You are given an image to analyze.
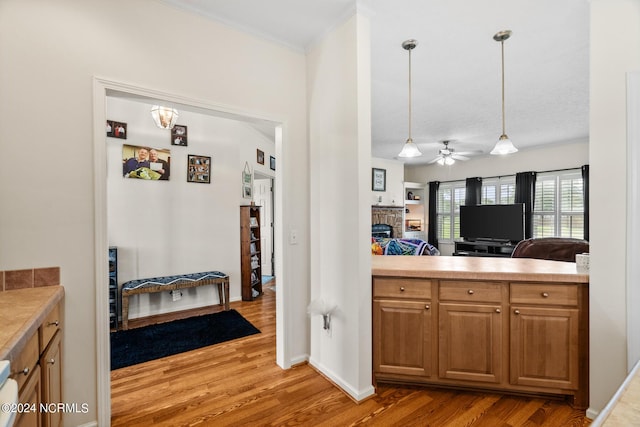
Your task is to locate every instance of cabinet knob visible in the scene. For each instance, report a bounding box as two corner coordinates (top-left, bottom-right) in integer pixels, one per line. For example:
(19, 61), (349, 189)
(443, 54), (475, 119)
(19, 367), (29, 376)
(514, 309), (520, 315)
(495, 308), (501, 313)
(400, 287), (405, 292)
(541, 292), (549, 298)
(47, 358), (56, 365)
(48, 320), (59, 327)
(425, 304), (430, 310)
(467, 289), (474, 295)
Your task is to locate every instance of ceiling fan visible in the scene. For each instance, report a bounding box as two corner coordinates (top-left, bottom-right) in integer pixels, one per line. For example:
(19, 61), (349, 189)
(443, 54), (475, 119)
(428, 141), (481, 165)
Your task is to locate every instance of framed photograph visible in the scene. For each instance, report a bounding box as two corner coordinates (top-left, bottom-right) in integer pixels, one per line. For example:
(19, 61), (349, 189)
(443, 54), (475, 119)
(171, 125), (188, 146)
(242, 162), (253, 198)
(122, 144), (170, 180)
(187, 154), (211, 184)
(372, 168), (386, 191)
(257, 149), (265, 165)
(107, 120), (127, 139)
(270, 156), (276, 171)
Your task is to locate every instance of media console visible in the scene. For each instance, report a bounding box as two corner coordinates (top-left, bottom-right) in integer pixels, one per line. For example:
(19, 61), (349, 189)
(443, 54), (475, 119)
(454, 240), (516, 257)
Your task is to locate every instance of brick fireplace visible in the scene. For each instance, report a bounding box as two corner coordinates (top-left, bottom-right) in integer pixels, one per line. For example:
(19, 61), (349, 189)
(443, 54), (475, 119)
(371, 205), (403, 239)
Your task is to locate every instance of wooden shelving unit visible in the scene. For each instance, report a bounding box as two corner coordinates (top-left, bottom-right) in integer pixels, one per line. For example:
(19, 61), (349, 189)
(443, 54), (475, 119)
(240, 205), (263, 301)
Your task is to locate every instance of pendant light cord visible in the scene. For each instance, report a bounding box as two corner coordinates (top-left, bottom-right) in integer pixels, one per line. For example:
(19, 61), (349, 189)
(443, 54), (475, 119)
(501, 39), (506, 136)
(408, 46), (412, 141)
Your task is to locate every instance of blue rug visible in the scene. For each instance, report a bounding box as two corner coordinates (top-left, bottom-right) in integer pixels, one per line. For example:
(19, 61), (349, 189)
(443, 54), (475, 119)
(262, 275), (274, 284)
(110, 309), (260, 370)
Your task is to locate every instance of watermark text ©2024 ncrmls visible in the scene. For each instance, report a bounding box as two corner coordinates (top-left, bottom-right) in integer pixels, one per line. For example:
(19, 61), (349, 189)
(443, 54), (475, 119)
(1, 402), (89, 414)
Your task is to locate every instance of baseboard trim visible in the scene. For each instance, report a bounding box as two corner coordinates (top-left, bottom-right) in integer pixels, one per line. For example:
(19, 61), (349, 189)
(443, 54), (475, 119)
(308, 357), (376, 402)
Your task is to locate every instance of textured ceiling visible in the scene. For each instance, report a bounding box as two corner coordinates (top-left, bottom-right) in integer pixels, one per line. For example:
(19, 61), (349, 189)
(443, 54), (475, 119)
(160, 0), (589, 165)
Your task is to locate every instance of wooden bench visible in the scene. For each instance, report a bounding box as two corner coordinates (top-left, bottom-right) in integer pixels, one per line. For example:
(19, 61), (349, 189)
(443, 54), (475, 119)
(120, 271), (229, 330)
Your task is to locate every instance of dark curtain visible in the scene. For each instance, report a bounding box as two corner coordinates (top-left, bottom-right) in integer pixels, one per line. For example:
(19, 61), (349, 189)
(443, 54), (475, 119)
(428, 181), (440, 248)
(515, 172), (537, 239)
(465, 177), (482, 206)
(582, 165), (589, 241)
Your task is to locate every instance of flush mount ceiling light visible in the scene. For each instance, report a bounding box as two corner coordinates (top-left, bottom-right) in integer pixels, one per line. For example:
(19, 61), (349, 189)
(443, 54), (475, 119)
(398, 39), (422, 158)
(150, 105), (179, 129)
(490, 30), (518, 155)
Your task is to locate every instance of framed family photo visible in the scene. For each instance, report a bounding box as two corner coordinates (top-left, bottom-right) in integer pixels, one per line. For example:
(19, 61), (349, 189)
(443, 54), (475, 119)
(107, 120), (127, 139)
(171, 124), (188, 146)
(187, 154), (211, 183)
(257, 149), (265, 165)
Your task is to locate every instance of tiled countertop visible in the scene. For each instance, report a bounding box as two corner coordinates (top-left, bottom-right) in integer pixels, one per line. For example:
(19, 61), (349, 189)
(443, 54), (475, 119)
(0, 286), (64, 361)
(372, 255), (589, 283)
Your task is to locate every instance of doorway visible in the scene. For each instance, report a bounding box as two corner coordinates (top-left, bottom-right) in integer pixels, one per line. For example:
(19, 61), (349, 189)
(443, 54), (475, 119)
(93, 78), (287, 425)
(254, 175), (274, 279)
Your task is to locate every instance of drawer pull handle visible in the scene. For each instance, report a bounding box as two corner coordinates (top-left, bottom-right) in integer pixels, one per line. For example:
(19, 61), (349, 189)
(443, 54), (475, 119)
(48, 320), (59, 327)
(425, 304), (430, 310)
(400, 287), (405, 292)
(541, 292), (549, 298)
(47, 358), (56, 365)
(20, 367), (29, 376)
(514, 309), (520, 315)
(468, 289), (474, 295)
(495, 308), (501, 313)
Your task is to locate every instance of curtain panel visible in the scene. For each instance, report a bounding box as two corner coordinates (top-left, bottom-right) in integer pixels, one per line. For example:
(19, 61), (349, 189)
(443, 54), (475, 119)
(515, 171), (537, 239)
(428, 181), (440, 248)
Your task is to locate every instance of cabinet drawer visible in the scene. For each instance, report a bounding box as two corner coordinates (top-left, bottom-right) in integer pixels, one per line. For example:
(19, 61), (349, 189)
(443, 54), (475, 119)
(439, 280), (503, 303)
(374, 278), (431, 299)
(39, 303), (61, 353)
(510, 283), (578, 306)
(10, 331), (38, 392)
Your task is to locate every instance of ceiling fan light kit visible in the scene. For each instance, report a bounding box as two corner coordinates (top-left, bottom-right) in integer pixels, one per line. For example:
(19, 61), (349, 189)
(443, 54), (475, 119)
(398, 39), (422, 158)
(490, 29), (518, 156)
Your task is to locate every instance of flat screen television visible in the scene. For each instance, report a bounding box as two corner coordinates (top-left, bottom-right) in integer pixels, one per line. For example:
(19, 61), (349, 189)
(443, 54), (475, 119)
(460, 203), (525, 243)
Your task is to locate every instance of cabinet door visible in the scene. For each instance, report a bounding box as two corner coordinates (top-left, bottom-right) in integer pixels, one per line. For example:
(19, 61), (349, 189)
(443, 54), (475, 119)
(510, 306), (579, 390)
(15, 364), (41, 427)
(41, 330), (62, 427)
(439, 303), (503, 383)
(373, 299), (432, 377)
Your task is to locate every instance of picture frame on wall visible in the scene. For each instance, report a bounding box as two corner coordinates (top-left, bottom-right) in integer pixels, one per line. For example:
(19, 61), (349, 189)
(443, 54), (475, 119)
(372, 168), (386, 191)
(242, 161), (253, 199)
(270, 155), (276, 171)
(171, 125), (188, 146)
(187, 154), (211, 184)
(257, 149), (264, 165)
(122, 144), (170, 180)
(107, 120), (127, 139)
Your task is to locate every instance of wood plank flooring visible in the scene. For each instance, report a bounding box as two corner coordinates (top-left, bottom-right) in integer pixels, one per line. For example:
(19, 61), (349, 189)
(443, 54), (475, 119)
(111, 281), (592, 426)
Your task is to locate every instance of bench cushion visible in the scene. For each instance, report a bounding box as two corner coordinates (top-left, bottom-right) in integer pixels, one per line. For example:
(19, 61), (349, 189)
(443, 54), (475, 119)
(122, 271), (228, 292)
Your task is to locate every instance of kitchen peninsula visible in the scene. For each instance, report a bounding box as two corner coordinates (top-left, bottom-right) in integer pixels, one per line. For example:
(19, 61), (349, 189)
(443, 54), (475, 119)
(372, 255), (589, 408)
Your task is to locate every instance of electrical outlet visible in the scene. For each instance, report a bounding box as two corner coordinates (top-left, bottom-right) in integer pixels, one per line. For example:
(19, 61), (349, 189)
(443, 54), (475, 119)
(289, 229), (298, 245)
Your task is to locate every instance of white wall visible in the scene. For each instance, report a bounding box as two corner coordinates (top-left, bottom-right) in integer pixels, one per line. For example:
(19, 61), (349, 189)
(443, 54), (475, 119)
(588, 0), (640, 417)
(107, 97), (275, 318)
(371, 157), (404, 206)
(405, 139), (588, 183)
(0, 1), (308, 425)
(307, 12), (374, 400)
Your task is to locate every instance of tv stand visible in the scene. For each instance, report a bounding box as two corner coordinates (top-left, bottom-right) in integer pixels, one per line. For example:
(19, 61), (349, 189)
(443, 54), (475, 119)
(454, 240), (515, 258)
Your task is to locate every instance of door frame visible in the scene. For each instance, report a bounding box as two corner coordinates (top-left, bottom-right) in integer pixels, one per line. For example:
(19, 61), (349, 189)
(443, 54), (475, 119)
(93, 77), (286, 425)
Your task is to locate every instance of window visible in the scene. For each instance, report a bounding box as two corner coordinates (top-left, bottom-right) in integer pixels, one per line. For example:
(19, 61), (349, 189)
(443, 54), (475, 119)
(437, 181), (465, 241)
(533, 170), (584, 239)
(481, 177), (515, 205)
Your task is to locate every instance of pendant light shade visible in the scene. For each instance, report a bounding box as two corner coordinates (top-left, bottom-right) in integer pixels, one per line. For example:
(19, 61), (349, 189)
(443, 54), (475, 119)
(151, 105), (179, 129)
(490, 30), (518, 156)
(398, 39), (422, 158)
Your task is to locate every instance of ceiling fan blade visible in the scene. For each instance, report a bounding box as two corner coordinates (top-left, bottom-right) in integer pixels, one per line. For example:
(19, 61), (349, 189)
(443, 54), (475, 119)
(428, 156), (443, 164)
(451, 154), (470, 161)
(455, 150), (483, 156)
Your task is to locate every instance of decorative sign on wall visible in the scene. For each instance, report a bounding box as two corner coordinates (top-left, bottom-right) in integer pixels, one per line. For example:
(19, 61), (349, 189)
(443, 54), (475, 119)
(122, 144), (170, 180)
(187, 154), (211, 184)
(257, 149), (264, 165)
(171, 124), (188, 146)
(242, 162), (253, 198)
(372, 168), (386, 191)
(107, 120), (127, 139)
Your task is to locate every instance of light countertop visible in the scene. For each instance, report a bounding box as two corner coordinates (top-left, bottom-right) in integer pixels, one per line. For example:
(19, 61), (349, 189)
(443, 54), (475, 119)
(0, 286), (64, 361)
(372, 255), (589, 284)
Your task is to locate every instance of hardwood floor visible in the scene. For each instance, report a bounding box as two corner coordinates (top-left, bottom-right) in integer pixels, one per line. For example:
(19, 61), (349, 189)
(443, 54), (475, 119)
(111, 282), (592, 426)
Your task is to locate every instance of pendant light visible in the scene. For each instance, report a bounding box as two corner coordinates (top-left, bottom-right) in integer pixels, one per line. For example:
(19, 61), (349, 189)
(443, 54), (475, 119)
(398, 39), (422, 158)
(490, 30), (518, 155)
(151, 105), (179, 129)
